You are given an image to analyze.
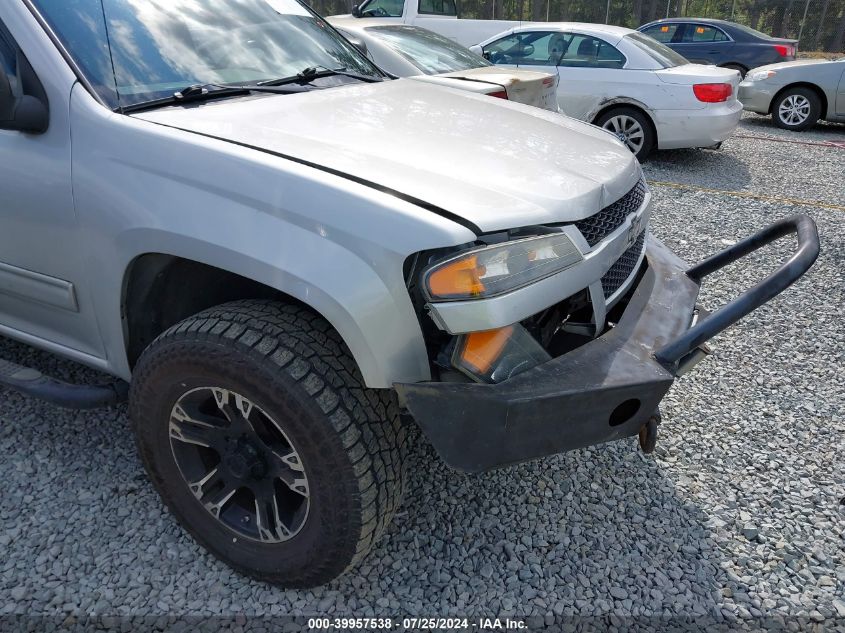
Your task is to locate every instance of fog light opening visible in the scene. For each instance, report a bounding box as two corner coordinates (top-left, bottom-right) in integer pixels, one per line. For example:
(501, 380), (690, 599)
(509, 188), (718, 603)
(609, 399), (641, 427)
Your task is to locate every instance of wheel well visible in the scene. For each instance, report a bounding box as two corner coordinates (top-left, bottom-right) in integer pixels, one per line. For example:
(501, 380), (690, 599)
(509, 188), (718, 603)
(770, 83), (827, 116)
(122, 254), (296, 367)
(719, 62), (748, 73)
(592, 103), (658, 145)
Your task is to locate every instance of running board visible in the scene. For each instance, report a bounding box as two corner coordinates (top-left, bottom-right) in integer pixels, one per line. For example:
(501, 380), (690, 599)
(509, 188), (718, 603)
(0, 358), (128, 409)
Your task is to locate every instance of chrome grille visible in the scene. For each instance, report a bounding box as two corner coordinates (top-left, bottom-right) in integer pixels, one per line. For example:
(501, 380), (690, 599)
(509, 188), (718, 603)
(574, 179), (647, 247)
(602, 231), (645, 298)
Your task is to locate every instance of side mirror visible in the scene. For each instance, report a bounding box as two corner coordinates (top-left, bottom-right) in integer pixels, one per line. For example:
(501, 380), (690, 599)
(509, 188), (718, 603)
(0, 67), (48, 134)
(352, 4), (362, 17)
(469, 44), (483, 55)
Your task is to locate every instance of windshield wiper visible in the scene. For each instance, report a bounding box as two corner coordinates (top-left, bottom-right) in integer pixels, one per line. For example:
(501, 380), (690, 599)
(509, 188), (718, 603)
(121, 82), (310, 114)
(259, 66), (385, 87)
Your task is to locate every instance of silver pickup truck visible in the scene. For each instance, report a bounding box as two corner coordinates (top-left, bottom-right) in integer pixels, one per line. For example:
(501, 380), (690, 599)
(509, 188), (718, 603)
(0, 0), (818, 587)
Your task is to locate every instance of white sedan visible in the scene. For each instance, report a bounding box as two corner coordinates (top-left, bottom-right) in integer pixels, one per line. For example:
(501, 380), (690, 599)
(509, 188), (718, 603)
(328, 18), (559, 111)
(472, 23), (743, 159)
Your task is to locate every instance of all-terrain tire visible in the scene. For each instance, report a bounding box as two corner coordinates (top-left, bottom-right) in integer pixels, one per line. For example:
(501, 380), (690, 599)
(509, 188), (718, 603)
(129, 299), (407, 587)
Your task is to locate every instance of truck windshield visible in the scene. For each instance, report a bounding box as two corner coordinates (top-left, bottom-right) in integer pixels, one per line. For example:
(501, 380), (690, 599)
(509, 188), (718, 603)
(367, 25), (489, 74)
(31, 0), (382, 110)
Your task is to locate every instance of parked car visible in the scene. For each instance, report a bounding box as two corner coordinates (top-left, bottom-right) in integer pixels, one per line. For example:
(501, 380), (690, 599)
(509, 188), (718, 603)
(327, 20), (559, 110)
(340, 0), (523, 47)
(472, 23), (742, 159)
(738, 57), (845, 130)
(637, 18), (797, 78)
(0, 0), (818, 588)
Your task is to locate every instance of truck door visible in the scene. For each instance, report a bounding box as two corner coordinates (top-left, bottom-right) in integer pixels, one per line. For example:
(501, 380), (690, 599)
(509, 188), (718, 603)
(410, 0), (465, 43)
(0, 9), (105, 359)
(354, 0), (405, 18)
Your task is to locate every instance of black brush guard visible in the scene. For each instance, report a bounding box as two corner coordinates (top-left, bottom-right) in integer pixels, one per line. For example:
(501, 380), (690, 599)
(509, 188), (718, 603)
(397, 215), (820, 473)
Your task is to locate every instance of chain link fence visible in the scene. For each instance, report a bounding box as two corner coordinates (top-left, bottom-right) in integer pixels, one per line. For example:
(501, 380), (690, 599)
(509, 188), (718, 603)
(308, 0), (845, 52)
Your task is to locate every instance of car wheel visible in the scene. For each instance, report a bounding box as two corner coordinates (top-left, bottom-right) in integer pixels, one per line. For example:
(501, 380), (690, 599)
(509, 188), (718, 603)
(772, 87), (821, 131)
(721, 63), (747, 79)
(130, 299), (407, 587)
(596, 107), (655, 160)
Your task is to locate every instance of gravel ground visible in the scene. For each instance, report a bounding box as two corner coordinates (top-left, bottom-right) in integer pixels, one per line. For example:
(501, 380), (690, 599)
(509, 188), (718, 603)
(1, 114), (844, 629)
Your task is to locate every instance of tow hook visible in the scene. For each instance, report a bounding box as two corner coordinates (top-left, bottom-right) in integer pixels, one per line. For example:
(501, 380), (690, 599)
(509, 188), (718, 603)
(638, 409), (661, 454)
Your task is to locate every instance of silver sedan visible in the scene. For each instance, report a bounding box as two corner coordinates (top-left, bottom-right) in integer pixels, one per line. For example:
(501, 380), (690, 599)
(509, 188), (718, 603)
(738, 57), (845, 130)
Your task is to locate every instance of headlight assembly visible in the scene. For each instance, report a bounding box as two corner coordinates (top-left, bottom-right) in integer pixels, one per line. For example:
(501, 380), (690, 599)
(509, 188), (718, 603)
(748, 70), (777, 82)
(423, 233), (582, 301)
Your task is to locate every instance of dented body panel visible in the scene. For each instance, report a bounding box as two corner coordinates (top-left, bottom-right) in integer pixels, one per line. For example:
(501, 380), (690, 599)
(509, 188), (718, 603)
(413, 67), (560, 112)
(326, 19), (560, 111)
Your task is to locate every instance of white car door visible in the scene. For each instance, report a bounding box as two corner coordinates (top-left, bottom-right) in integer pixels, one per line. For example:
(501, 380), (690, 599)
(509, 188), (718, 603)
(554, 32), (632, 120)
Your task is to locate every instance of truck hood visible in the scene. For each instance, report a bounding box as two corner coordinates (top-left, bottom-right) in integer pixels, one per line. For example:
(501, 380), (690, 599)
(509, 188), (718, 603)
(132, 79), (640, 233)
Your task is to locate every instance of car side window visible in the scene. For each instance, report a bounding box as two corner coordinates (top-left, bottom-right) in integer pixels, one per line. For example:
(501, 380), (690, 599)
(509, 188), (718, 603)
(683, 24), (729, 43)
(483, 31), (564, 66)
(558, 34), (626, 69)
(359, 0), (404, 17)
(641, 23), (680, 44)
(0, 21), (21, 98)
(418, 0), (457, 16)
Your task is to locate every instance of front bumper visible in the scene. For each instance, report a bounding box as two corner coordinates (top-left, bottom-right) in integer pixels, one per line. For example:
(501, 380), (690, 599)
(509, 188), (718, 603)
(737, 81), (777, 114)
(397, 217), (819, 473)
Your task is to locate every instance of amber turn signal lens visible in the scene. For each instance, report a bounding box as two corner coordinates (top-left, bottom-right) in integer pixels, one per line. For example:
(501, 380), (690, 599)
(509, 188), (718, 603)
(426, 255), (486, 298)
(458, 326), (514, 374)
(452, 324), (552, 383)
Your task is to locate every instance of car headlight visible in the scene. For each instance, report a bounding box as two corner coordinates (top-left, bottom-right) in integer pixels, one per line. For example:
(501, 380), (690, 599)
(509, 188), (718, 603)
(423, 233), (583, 301)
(748, 70), (777, 82)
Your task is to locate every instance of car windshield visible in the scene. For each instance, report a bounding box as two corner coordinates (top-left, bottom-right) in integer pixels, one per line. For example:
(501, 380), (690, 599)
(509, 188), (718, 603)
(625, 32), (689, 68)
(366, 25), (489, 74)
(31, 0), (382, 110)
